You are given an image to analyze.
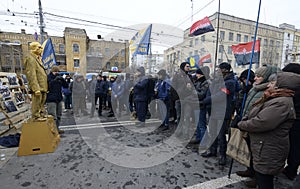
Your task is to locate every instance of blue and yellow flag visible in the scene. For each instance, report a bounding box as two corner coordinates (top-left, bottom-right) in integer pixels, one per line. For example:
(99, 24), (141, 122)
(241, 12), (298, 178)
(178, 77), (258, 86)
(129, 24), (152, 56)
(187, 55), (199, 70)
(42, 38), (57, 69)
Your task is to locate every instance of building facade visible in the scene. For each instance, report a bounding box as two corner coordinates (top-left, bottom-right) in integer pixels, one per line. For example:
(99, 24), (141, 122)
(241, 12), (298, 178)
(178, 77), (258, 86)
(0, 27), (129, 76)
(165, 12), (299, 75)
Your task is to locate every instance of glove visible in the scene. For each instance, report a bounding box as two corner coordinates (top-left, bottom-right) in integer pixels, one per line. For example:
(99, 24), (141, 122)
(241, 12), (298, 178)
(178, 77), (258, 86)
(199, 101), (204, 108)
(35, 90), (41, 96)
(54, 76), (64, 81)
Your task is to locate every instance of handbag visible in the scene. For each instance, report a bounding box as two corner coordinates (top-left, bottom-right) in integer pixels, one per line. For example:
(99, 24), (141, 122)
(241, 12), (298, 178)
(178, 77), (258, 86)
(226, 127), (251, 167)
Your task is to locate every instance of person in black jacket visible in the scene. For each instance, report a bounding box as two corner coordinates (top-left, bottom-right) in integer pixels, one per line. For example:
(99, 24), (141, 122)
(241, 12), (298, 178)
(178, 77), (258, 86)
(201, 62), (238, 166)
(46, 66), (68, 133)
(133, 66), (149, 126)
(282, 63), (300, 181)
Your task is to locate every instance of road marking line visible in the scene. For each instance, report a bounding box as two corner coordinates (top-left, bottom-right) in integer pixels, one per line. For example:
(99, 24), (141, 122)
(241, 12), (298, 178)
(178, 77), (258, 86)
(60, 119), (161, 130)
(183, 174), (247, 189)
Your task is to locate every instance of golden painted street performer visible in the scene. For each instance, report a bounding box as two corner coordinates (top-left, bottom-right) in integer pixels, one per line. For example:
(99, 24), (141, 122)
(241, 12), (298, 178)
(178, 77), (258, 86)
(24, 42), (48, 121)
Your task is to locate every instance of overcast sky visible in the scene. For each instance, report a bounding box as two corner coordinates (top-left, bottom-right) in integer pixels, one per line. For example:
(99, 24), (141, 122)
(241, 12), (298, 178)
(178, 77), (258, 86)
(1, 0), (299, 52)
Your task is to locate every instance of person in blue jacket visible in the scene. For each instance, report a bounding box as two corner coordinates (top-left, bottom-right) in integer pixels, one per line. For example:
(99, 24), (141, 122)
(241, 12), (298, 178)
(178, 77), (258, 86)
(156, 69), (171, 131)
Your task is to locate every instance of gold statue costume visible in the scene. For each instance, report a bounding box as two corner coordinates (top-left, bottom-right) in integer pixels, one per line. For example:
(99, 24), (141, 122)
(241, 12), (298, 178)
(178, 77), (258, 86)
(24, 42), (48, 121)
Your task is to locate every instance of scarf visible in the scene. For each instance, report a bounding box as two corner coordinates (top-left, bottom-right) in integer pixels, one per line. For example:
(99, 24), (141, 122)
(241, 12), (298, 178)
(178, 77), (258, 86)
(253, 88), (295, 107)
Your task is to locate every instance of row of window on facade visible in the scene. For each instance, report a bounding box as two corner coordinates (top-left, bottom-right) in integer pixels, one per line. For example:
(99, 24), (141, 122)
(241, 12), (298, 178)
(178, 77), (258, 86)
(73, 59), (125, 70)
(189, 32), (281, 48)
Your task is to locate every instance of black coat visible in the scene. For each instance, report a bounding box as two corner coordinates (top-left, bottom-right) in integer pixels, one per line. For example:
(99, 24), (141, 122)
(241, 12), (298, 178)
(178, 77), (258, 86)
(46, 72), (68, 103)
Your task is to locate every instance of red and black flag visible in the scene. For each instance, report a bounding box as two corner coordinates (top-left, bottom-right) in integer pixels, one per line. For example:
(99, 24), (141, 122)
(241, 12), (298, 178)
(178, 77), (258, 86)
(190, 17), (215, 36)
(231, 40), (260, 65)
(198, 54), (212, 66)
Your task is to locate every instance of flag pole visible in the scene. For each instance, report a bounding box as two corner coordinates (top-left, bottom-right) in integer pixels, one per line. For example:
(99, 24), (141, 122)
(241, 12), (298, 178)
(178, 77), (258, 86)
(228, 0), (262, 179)
(213, 0), (220, 77)
(241, 0), (261, 116)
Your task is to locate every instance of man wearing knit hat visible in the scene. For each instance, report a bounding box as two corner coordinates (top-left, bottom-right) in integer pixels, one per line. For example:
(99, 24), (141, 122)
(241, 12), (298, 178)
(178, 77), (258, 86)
(24, 42), (48, 121)
(171, 62), (192, 125)
(46, 66), (68, 133)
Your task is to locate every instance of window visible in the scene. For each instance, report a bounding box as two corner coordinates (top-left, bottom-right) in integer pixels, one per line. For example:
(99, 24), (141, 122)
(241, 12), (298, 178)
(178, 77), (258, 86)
(263, 51), (267, 58)
(219, 45), (224, 53)
(228, 46), (232, 54)
(264, 39), (268, 46)
(121, 49), (125, 57)
(276, 41), (280, 48)
(121, 62), (125, 69)
(200, 48), (206, 54)
(270, 40), (274, 47)
(201, 35), (205, 42)
(73, 43), (79, 53)
(105, 48), (110, 56)
(194, 50), (198, 56)
(114, 49), (119, 56)
(276, 53), (279, 61)
(229, 32), (234, 41)
(189, 40), (193, 47)
(236, 34), (241, 42)
(106, 62), (111, 70)
(96, 47), (100, 53)
(244, 35), (249, 42)
(220, 31), (225, 40)
(74, 59), (80, 67)
(27, 42), (32, 50)
(59, 44), (65, 54)
(177, 50), (181, 60)
(195, 38), (199, 46)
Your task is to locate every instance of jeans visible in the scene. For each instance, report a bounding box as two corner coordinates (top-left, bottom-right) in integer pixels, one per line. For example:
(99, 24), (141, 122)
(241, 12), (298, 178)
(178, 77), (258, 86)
(64, 94), (72, 109)
(47, 101), (62, 129)
(157, 98), (170, 126)
(209, 119), (229, 156)
(194, 108), (207, 142)
(135, 101), (147, 122)
(175, 100), (181, 124)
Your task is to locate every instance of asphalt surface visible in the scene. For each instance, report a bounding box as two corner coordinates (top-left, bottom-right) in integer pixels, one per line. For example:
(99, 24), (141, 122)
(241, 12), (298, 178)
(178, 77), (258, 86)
(0, 108), (298, 189)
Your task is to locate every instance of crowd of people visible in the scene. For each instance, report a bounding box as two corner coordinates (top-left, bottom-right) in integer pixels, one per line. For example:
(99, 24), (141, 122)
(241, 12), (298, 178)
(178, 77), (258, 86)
(44, 61), (300, 189)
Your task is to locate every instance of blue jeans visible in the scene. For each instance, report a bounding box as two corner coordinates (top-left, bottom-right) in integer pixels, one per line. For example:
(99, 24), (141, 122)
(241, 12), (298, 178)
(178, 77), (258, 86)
(157, 98), (170, 126)
(47, 101), (62, 129)
(194, 108), (207, 142)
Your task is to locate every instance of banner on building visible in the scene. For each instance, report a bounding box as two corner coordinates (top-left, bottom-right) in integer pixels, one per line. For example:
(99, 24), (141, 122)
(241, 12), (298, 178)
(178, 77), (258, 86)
(190, 17), (215, 36)
(42, 38), (57, 69)
(129, 24), (152, 56)
(231, 40), (260, 65)
(199, 54), (212, 66)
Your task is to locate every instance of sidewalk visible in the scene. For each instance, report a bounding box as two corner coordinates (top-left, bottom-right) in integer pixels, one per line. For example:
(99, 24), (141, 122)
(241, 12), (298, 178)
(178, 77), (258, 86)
(0, 109), (74, 170)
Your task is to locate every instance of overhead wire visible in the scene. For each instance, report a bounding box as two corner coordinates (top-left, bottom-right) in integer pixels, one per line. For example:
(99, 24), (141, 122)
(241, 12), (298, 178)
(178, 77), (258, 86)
(175, 0), (216, 27)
